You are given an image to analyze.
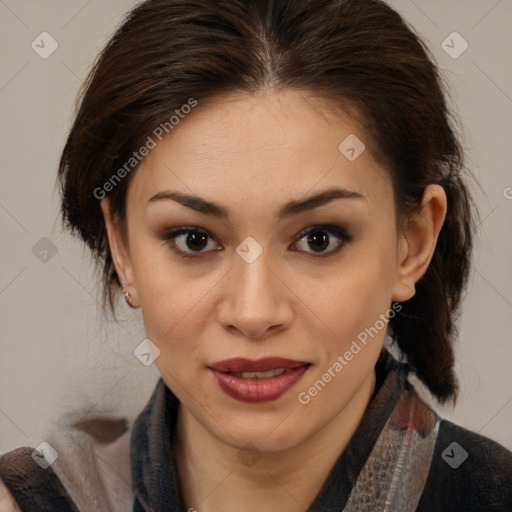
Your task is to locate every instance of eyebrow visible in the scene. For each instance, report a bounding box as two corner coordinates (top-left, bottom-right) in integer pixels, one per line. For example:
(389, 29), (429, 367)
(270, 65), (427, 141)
(147, 186), (365, 220)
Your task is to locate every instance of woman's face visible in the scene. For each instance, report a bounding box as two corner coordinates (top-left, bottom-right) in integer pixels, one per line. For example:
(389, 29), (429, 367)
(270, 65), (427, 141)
(104, 89), (421, 452)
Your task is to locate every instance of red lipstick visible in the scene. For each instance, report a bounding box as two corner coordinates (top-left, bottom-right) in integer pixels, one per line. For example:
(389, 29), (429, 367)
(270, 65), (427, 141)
(208, 357), (310, 403)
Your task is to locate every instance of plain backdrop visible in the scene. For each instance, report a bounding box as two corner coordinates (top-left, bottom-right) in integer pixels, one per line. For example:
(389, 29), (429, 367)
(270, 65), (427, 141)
(1, 0), (511, 454)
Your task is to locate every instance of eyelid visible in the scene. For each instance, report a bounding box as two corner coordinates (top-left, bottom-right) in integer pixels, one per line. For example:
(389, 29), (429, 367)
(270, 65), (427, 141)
(159, 226), (218, 260)
(291, 224), (352, 257)
(295, 224), (351, 242)
(159, 224), (352, 259)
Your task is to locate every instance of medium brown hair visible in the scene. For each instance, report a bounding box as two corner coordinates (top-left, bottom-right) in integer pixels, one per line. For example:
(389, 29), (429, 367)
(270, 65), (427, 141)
(57, 0), (477, 403)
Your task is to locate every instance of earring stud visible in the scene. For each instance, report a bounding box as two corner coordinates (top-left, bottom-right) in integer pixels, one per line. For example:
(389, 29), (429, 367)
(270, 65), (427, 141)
(122, 284), (135, 308)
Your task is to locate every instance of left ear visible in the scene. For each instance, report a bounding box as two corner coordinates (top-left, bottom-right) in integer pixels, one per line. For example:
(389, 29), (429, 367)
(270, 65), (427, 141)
(392, 184), (447, 302)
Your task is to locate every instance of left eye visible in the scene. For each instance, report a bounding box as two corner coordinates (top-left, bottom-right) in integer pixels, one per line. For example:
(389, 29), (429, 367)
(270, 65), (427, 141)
(160, 224), (352, 260)
(292, 225), (352, 257)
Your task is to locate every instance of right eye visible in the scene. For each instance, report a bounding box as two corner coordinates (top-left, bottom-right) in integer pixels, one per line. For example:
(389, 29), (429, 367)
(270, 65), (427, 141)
(160, 227), (222, 259)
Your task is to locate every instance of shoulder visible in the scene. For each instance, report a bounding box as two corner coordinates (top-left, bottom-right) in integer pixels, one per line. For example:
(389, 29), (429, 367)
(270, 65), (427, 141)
(418, 418), (512, 511)
(0, 416), (132, 512)
(0, 480), (21, 512)
(0, 445), (78, 511)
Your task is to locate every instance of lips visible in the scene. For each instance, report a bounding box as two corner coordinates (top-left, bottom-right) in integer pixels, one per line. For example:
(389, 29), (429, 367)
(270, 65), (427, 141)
(208, 357), (311, 403)
(209, 357), (307, 373)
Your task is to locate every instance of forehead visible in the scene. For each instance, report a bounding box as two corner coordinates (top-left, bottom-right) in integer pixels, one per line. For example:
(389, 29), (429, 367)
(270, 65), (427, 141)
(127, 89), (392, 216)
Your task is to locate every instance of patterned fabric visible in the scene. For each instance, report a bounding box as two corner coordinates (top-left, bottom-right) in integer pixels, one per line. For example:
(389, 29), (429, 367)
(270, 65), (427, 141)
(0, 446), (79, 512)
(343, 388), (439, 511)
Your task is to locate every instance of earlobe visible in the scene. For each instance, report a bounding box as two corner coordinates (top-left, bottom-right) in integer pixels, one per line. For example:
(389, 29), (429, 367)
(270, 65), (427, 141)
(392, 236), (416, 302)
(100, 198), (139, 307)
(391, 184), (447, 303)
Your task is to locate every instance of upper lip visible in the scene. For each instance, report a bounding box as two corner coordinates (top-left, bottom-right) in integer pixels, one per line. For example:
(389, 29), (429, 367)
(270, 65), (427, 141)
(209, 357), (309, 373)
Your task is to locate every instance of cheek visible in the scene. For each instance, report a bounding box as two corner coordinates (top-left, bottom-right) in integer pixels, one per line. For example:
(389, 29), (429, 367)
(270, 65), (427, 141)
(301, 243), (397, 351)
(129, 240), (208, 341)
(136, 263), (212, 386)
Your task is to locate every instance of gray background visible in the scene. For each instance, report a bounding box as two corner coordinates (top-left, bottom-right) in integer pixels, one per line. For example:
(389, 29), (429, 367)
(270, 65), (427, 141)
(1, 0), (511, 454)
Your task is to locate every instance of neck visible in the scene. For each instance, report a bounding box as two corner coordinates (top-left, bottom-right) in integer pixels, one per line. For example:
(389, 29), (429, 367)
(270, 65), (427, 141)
(174, 370), (376, 512)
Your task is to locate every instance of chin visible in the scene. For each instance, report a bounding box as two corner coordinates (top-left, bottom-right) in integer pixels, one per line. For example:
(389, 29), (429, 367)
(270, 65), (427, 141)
(211, 409), (310, 453)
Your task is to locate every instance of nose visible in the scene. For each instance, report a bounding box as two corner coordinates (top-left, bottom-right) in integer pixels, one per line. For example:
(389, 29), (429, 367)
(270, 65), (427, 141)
(217, 248), (292, 340)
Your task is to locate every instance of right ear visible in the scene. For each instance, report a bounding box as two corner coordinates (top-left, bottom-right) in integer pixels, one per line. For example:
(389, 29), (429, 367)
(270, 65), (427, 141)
(100, 198), (139, 307)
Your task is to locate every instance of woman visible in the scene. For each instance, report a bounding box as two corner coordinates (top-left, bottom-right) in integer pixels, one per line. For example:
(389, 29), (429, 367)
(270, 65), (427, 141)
(1, 0), (510, 510)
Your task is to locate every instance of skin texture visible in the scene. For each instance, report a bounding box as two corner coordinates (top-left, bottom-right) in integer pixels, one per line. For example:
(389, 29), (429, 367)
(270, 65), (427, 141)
(101, 89), (447, 511)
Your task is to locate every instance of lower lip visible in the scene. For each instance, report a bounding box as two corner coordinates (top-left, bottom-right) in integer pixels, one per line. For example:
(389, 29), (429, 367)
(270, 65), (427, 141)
(209, 365), (310, 403)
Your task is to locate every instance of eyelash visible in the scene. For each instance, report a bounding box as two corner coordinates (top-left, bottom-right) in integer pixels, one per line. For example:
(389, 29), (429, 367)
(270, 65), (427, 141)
(159, 224), (353, 260)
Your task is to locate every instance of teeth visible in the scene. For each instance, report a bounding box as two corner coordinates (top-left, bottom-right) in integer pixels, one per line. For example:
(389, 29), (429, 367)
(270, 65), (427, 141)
(231, 368), (287, 379)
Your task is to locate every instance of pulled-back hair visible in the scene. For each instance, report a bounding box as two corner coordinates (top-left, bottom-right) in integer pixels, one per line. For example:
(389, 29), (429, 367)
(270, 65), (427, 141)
(57, 0), (477, 403)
